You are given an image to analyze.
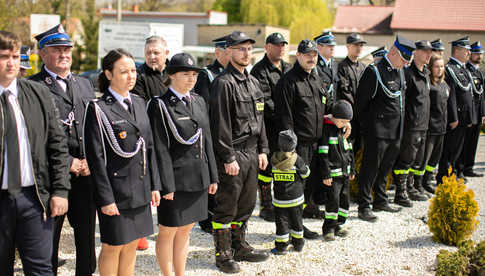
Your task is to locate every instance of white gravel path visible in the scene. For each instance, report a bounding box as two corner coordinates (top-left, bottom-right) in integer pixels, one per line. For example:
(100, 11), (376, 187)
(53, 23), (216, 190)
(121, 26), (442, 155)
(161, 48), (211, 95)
(15, 136), (485, 275)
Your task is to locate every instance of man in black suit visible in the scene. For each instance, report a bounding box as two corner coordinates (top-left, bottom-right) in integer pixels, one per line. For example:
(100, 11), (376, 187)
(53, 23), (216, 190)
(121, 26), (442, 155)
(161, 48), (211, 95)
(0, 30), (70, 275)
(30, 24), (97, 276)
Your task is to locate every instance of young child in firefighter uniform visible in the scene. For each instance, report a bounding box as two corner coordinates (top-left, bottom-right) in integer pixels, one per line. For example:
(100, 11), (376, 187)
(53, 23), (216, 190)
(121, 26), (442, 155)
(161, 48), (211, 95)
(318, 100), (355, 241)
(270, 130), (310, 255)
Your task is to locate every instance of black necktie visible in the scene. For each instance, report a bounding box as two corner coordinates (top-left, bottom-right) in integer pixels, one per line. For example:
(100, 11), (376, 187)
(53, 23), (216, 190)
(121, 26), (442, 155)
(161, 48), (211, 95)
(182, 96), (192, 114)
(1, 91), (21, 196)
(123, 98), (134, 118)
(57, 76), (73, 99)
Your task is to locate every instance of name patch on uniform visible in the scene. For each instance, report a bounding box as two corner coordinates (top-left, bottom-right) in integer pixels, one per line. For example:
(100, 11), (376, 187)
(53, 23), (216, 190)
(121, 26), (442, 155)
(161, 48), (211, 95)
(112, 119), (127, 125)
(256, 102), (265, 111)
(177, 116), (191, 121)
(322, 96), (326, 104)
(119, 131), (127, 139)
(274, 173), (294, 182)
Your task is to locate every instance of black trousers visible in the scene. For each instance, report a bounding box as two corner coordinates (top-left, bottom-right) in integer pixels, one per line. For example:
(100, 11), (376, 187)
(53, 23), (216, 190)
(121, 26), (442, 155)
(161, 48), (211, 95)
(296, 142), (319, 207)
(274, 204), (303, 244)
(458, 123), (481, 174)
(438, 126), (467, 181)
(322, 177), (349, 233)
(0, 187), (54, 276)
(213, 149), (258, 225)
(358, 135), (401, 210)
(394, 130), (427, 173)
(52, 175), (96, 276)
(416, 134), (445, 173)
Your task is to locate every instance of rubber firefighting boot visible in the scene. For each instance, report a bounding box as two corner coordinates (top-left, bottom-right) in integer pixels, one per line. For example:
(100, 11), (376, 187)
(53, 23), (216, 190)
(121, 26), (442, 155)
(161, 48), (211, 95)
(422, 171), (436, 194)
(414, 174), (431, 199)
(291, 236), (305, 252)
(258, 183), (275, 222)
(271, 240), (289, 255)
(393, 173), (413, 207)
(231, 223), (269, 262)
(407, 172), (428, 201)
(213, 228), (240, 274)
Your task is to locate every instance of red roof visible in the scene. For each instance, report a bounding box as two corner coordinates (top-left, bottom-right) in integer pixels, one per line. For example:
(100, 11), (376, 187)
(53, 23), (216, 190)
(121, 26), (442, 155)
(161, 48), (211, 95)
(332, 5), (394, 34)
(391, 0), (485, 31)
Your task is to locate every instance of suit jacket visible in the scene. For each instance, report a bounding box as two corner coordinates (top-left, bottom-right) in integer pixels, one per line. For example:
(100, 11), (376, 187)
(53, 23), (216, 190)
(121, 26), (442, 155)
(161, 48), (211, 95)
(3, 79), (70, 216)
(30, 66), (95, 166)
(466, 61), (485, 121)
(84, 92), (161, 210)
(316, 55), (339, 101)
(445, 58), (474, 126)
(147, 89), (218, 195)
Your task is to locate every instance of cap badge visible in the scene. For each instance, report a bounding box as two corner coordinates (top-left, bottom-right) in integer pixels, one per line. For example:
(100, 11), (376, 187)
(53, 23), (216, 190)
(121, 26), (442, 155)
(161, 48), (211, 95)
(187, 58), (193, 66)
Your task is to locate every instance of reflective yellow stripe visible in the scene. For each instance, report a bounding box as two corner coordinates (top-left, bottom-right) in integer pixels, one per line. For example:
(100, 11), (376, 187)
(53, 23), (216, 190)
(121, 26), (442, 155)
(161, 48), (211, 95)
(318, 145), (329, 154)
(290, 230), (304, 239)
(272, 169), (296, 173)
(212, 222), (231, 229)
(274, 173), (295, 181)
(425, 165), (436, 172)
(413, 169), (425, 176)
(393, 169), (409, 175)
(343, 139), (352, 150)
(325, 212), (338, 220)
(275, 234), (289, 242)
(258, 174), (272, 183)
(338, 209), (349, 218)
(330, 168), (342, 177)
(302, 203), (307, 210)
(273, 196), (305, 208)
(231, 221), (243, 227)
(301, 166), (311, 179)
(329, 137), (338, 144)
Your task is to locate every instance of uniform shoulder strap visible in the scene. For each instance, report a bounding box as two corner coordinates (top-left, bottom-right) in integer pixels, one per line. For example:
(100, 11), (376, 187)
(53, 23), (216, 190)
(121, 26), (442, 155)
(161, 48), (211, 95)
(203, 67), (215, 83)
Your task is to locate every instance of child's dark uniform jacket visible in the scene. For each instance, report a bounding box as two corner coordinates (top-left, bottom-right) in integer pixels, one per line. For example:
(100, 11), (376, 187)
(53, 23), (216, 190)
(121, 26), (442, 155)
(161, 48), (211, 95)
(317, 116), (355, 233)
(271, 151), (310, 250)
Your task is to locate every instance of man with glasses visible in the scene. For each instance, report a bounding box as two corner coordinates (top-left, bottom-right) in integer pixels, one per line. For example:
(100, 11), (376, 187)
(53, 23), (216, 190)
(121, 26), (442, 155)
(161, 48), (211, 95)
(210, 31), (270, 274)
(355, 36), (416, 222)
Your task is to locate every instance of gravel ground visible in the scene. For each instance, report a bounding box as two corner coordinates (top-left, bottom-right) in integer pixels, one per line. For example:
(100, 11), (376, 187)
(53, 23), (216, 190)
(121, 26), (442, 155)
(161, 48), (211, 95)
(15, 136), (485, 275)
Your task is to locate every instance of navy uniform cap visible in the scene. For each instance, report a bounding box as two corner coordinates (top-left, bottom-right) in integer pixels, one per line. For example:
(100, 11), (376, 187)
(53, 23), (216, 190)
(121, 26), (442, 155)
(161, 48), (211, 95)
(347, 33), (367, 44)
(471, 41), (484, 54)
(226, 31), (255, 47)
(431, 39), (445, 51)
(415, 40), (432, 50)
(314, 31), (336, 46)
(266, 32), (288, 45)
(394, 35), (416, 62)
(371, 46), (388, 58)
(212, 35), (229, 49)
(166, 53), (201, 75)
(35, 24), (73, 49)
(450, 36), (471, 50)
(297, 39), (318, 54)
(20, 45), (31, 70)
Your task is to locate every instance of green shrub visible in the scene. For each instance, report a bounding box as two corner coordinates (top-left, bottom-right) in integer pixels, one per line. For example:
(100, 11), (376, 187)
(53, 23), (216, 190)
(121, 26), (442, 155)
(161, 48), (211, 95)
(435, 240), (485, 275)
(428, 172), (479, 246)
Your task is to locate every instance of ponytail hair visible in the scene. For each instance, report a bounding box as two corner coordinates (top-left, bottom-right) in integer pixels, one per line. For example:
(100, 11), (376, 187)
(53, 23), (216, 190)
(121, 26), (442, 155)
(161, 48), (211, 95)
(98, 48), (135, 93)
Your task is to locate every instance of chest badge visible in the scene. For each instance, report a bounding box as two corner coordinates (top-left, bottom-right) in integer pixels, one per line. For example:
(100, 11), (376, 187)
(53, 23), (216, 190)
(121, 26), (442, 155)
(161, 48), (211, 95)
(256, 102), (264, 111)
(119, 131), (127, 139)
(322, 95), (327, 104)
(45, 77), (52, 85)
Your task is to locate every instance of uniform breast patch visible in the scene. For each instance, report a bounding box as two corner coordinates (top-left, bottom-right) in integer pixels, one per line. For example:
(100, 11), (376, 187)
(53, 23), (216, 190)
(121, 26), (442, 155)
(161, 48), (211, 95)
(256, 102), (265, 111)
(119, 131), (127, 139)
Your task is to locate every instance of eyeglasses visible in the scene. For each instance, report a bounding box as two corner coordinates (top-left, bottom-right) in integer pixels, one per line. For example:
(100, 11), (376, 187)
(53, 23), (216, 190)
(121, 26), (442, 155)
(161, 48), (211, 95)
(230, 46), (253, 53)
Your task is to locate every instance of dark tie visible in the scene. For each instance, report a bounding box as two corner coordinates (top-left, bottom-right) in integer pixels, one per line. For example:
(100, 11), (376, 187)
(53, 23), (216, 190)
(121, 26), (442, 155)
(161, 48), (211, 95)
(182, 96), (192, 114)
(123, 98), (134, 118)
(57, 76), (73, 99)
(1, 91), (21, 196)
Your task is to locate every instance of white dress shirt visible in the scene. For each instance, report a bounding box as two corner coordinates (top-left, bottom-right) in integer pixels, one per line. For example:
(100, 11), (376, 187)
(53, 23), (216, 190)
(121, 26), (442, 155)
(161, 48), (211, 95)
(44, 66), (72, 92)
(0, 78), (34, 189)
(169, 86), (191, 105)
(109, 87), (132, 111)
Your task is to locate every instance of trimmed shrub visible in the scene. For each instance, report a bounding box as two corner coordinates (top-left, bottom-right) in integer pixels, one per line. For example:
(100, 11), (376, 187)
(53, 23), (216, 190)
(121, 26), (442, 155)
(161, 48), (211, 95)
(436, 240), (485, 276)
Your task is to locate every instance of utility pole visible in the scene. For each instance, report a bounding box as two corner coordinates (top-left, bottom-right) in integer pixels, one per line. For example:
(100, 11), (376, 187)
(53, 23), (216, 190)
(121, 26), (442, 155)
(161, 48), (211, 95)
(65, 0), (71, 32)
(117, 0), (122, 22)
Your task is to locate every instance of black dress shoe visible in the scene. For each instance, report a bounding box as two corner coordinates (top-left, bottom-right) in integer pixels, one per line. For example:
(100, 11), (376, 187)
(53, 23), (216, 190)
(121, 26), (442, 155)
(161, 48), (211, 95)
(358, 209), (377, 222)
(373, 204), (401, 213)
(303, 225), (319, 240)
(464, 171), (483, 177)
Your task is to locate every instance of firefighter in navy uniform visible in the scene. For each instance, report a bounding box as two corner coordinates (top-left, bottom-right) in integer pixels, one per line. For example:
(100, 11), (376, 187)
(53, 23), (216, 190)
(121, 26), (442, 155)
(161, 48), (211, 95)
(210, 31), (270, 274)
(355, 36), (416, 222)
(30, 24), (97, 276)
(314, 31), (339, 102)
(194, 35), (230, 106)
(194, 35), (229, 234)
(337, 33), (367, 153)
(392, 40), (433, 207)
(273, 40), (334, 240)
(437, 37), (474, 184)
(250, 32), (292, 222)
(458, 41), (485, 178)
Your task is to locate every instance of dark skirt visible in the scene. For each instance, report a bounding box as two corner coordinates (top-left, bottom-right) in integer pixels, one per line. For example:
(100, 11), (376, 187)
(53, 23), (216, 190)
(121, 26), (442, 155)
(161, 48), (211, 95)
(158, 190), (208, 227)
(98, 203), (154, 246)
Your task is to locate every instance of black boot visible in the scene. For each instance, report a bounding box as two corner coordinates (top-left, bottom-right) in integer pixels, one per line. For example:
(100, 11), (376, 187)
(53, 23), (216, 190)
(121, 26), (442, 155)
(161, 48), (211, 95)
(258, 183), (275, 222)
(414, 174), (431, 198)
(199, 219), (212, 234)
(231, 223), (269, 262)
(394, 173), (413, 207)
(303, 225), (319, 240)
(407, 172), (428, 201)
(213, 228), (240, 274)
(291, 237), (305, 251)
(271, 241), (288, 255)
(302, 204), (324, 219)
(422, 171), (436, 194)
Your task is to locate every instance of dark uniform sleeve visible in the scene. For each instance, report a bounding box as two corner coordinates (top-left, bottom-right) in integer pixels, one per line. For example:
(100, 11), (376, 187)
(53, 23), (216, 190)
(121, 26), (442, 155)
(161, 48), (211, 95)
(337, 63), (354, 104)
(146, 99), (176, 195)
(84, 102), (115, 206)
(45, 91), (71, 198)
(256, 81), (270, 155)
(317, 129), (331, 180)
(445, 68), (458, 124)
(355, 66), (377, 132)
(144, 107), (162, 192)
(347, 137), (356, 175)
(131, 74), (148, 101)
(273, 79), (295, 133)
(200, 100), (219, 183)
(194, 71), (211, 104)
(210, 79), (237, 163)
(250, 67), (273, 115)
(295, 156), (310, 179)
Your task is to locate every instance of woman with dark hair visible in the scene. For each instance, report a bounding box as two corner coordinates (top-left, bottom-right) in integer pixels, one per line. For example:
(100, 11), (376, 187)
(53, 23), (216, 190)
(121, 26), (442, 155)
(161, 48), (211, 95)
(414, 54), (449, 194)
(147, 53), (218, 276)
(84, 48), (161, 275)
